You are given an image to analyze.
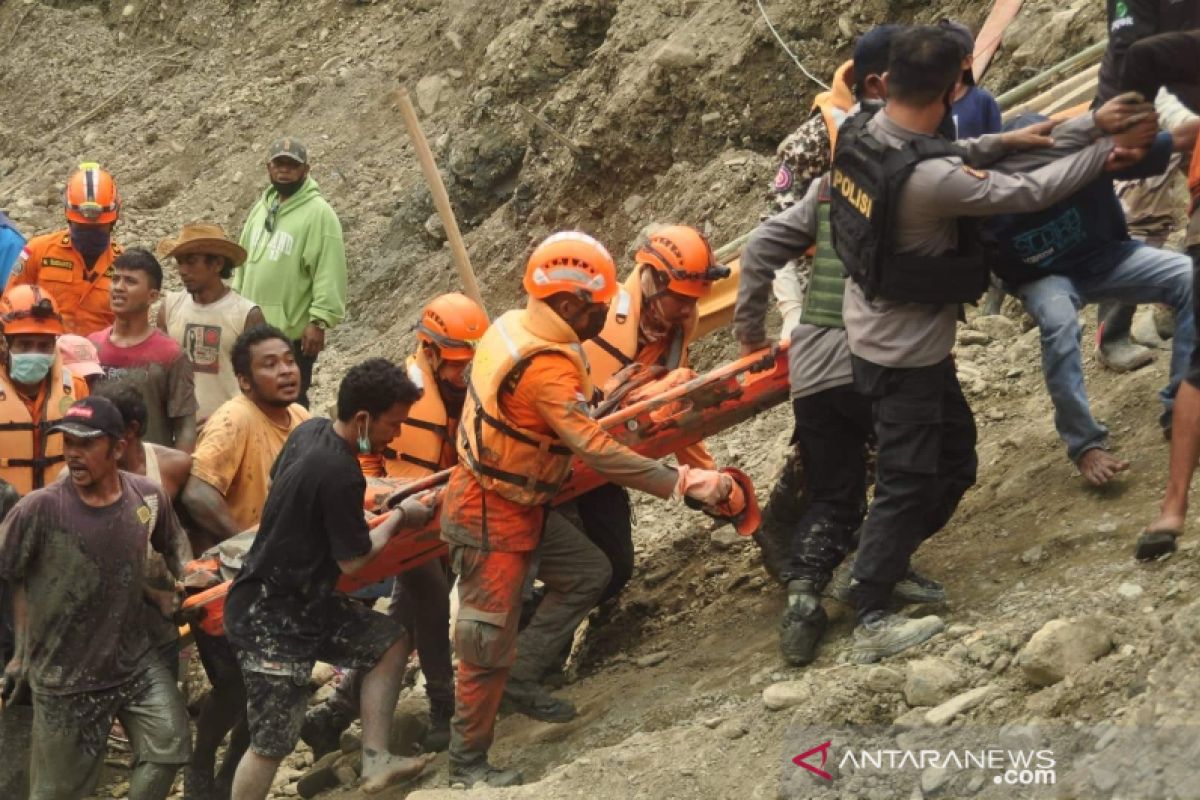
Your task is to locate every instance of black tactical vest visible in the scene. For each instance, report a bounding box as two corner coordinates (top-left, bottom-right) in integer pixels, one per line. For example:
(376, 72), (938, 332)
(829, 110), (989, 305)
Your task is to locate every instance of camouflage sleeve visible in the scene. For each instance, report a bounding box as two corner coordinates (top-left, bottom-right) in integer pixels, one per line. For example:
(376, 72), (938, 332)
(770, 114), (832, 213)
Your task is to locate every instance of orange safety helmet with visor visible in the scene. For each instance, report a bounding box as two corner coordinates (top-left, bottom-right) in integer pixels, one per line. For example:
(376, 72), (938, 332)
(64, 162), (120, 225)
(0, 285), (66, 337)
(634, 225), (730, 299)
(523, 231), (618, 304)
(416, 292), (490, 361)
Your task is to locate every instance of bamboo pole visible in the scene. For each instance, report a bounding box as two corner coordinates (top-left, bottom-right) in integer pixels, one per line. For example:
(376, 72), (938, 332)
(995, 39), (1107, 110)
(394, 88), (489, 318)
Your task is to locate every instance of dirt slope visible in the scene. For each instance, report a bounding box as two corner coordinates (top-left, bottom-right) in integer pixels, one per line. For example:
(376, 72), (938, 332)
(7, 2), (1199, 800)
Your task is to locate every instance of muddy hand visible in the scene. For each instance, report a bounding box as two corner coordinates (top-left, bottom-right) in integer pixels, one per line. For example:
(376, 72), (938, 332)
(1076, 448), (1130, 487)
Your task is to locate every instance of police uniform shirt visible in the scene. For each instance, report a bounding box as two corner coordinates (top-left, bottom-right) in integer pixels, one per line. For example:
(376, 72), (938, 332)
(735, 181), (855, 400)
(841, 111), (1115, 368)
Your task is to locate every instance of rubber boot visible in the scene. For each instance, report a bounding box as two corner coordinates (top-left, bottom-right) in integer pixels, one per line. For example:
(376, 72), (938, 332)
(300, 703), (351, 761)
(501, 678), (576, 723)
(779, 580), (827, 666)
(421, 699), (452, 753)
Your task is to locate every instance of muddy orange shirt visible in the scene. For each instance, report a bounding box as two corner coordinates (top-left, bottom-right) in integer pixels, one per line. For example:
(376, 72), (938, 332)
(190, 394), (309, 531)
(7, 230), (120, 337)
(443, 353), (677, 552)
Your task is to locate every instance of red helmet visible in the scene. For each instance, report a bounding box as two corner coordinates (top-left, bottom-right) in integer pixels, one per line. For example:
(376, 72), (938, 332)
(0, 285), (65, 336)
(64, 162), (120, 225)
(416, 293), (489, 361)
(635, 225), (729, 299)
(523, 232), (618, 303)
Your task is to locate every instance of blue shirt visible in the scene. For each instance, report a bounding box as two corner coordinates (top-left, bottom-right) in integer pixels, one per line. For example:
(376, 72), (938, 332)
(0, 211), (24, 289)
(989, 132), (1174, 286)
(952, 86), (1003, 141)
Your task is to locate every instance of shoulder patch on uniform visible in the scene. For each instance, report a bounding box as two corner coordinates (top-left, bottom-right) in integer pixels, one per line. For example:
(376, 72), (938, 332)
(136, 504), (152, 525)
(13, 248), (28, 275)
(961, 166), (988, 180)
(773, 164), (794, 192)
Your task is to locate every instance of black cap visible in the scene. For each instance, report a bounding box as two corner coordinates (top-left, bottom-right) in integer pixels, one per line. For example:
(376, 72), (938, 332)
(267, 136), (308, 165)
(853, 25), (904, 86)
(938, 19), (976, 84)
(49, 396), (126, 440)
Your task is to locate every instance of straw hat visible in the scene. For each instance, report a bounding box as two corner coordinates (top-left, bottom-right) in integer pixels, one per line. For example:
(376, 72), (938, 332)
(163, 222), (247, 266)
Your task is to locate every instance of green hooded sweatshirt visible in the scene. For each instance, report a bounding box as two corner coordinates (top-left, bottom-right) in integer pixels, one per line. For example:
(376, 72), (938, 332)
(234, 177), (347, 340)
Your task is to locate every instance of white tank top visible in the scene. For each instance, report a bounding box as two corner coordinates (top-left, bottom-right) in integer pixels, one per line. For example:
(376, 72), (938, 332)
(165, 288), (257, 422)
(142, 441), (162, 486)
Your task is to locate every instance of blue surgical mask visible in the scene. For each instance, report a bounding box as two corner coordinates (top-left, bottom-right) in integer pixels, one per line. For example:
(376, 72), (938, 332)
(9, 353), (54, 384)
(357, 415), (372, 454)
(69, 226), (111, 262)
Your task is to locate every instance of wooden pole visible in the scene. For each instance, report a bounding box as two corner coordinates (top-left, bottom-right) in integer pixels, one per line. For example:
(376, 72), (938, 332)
(995, 40), (1108, 110)
(394, 88), (489, 318)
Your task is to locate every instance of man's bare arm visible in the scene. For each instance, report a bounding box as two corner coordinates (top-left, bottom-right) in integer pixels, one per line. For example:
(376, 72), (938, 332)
(181, 476), (242, 544)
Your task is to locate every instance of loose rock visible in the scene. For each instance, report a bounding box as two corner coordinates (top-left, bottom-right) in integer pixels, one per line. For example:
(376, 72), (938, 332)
(1017, 617), (1114, 687)
(904, 658), (964, 707)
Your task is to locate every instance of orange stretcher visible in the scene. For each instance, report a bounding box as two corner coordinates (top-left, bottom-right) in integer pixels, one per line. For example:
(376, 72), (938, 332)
(182, 341), (790, 635)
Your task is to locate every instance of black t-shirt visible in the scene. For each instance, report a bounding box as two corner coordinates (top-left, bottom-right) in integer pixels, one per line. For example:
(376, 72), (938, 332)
(224, 418), (371, 660)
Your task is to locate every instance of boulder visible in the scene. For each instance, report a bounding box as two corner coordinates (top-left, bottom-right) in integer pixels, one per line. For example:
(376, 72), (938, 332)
(1017, 617), (1113, 687)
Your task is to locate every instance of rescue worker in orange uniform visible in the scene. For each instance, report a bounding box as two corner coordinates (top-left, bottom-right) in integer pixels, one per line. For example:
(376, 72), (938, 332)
(301, 293), (488, 756)
(5, 163), (123, 337)
(0, 285), (89, 703)
(574, 224), (730, 604)
(441, 231), (737, 788)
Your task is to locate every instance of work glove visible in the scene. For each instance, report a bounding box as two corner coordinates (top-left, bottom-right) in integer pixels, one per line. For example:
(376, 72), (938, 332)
(675, 465), (734, 507)
(396, 492), (437, 528)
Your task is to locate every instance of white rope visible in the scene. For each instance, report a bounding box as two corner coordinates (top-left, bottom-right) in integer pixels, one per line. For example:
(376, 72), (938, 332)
(754, 0), (830, 91)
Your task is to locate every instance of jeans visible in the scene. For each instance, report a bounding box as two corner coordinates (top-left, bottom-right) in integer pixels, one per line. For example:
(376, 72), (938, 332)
(1015, 241), (1195, 462)
(782, 387), (874, 588)
(850, 356), (978, 618)
(291, 339), (317, 409)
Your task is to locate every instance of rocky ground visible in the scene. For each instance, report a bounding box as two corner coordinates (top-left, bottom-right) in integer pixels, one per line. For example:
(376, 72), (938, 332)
(5, 0), (1199, 798)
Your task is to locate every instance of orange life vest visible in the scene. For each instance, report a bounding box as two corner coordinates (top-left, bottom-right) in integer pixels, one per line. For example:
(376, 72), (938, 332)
(811, 60), (855, 156)
(457, 301), (592, 506)
(0, 360), (78, 495)
(584, 267), (697, 390)
(11, 230), (121, 337)
(381, 351), (455, 479)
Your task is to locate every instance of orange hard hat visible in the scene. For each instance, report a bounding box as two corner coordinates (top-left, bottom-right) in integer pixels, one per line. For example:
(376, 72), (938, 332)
(64, 162), (120, 225)
(0, 285), (65, 336)
(635, 225), (730, 299)
(523, 231), (618, 303)
(416, 292), (489, 361)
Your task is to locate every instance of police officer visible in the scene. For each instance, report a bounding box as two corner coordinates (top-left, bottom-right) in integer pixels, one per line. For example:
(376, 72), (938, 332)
(829, 25), (1157, 663)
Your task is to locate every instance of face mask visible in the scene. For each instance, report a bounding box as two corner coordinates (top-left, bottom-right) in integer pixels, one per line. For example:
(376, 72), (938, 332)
(437, 377), (467, 418)
(271, 178), (306, 198)
(9, 353), (54, 384)
(357, 415), (372, 454)
(577, 305), (609, 342)
(69, 227), (111, 262)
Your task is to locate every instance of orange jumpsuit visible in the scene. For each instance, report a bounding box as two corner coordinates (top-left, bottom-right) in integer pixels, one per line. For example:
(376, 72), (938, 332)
(441, 302), (677, 765)
(6, 230), (121, 337)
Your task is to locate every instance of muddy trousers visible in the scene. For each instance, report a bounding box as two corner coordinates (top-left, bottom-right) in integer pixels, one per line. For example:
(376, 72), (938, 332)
(574, 483), (634, 604)
(448, 512), (610, 766)
(782, 387), (874, 588)
(327, 558), (455, 717)
(849, 356), (977, 619)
